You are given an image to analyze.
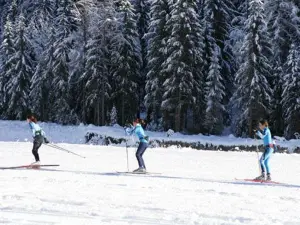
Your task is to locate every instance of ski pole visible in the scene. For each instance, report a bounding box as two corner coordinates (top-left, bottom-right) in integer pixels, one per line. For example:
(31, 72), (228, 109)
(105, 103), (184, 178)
(254, 133), (261, 174)
(124, 128), (129, 172)
(47, 143), (86, 158)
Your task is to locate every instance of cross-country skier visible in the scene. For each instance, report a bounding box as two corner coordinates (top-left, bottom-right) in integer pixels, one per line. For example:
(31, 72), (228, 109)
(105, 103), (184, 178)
(126, 119), (149, 173)
(27, 115), (49, 165)
(254, 119), (274, 181)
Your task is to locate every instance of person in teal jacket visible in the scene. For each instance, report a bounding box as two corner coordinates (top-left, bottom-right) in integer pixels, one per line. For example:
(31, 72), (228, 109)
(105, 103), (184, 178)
(126, 119), (149, 173)
(27, 115), (49, 165)
(254, 119), (274, 181)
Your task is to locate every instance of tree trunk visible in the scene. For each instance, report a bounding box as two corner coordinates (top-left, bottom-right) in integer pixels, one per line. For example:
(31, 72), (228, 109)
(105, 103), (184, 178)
(101, 82), (105, 126)
(175, 92), (181, 132)
(122, 94), (125, 125)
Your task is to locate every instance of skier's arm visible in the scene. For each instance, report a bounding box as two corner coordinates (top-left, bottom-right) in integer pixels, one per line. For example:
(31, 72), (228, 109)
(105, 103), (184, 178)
(29, 122), (35, 137)
(256, 129), (269, 139)
(125, 126), (135, 135)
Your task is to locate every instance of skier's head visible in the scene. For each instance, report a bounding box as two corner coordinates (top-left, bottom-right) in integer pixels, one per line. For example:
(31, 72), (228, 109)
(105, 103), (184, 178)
(133, 118), (140, 126)
(258, 119), (268, 130)
(27, 114), (37, 123)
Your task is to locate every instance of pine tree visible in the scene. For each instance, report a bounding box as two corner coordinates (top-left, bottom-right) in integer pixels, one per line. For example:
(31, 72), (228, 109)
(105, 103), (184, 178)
(30, 28), (56, 121)
(281, 44), (300, 139)
(113, 0), (141, 125)
(204, 45), (225, 134)
(161, 0), (204, 131)
(0, 17), (15, 116)
(82, 3), (121, 125)
(69, 0), (97, 123)
(265, 0), (300, 135)
(5, 14), (34, 119)
(132, 0), (150, 117)
(110, 105), (118, 126)
(48, 0), (80, 124)
(144, 0), (170, 127)
(203, 0), (236, 110)
(265, 0), (300, 65)
(230, 0), (273, 137)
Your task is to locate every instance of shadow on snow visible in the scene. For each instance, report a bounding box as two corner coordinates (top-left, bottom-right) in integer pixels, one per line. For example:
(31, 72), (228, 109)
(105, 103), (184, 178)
(37, 168), (300, 189)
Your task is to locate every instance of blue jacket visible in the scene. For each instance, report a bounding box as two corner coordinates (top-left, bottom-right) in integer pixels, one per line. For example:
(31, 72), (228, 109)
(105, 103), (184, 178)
(126, 124), (148, 143)
(256, 127), (272, 147)
(29, 122), (46, 137)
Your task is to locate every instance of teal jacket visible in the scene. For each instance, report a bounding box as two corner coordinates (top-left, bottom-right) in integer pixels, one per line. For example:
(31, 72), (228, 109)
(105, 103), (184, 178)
(126, 124), (148, 143)
(29, 122), (46, 137)
(256, 127), (272, 146)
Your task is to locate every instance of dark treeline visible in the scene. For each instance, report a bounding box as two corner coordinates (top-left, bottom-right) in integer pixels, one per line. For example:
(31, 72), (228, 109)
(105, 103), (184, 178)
(0, 0), (300, 139)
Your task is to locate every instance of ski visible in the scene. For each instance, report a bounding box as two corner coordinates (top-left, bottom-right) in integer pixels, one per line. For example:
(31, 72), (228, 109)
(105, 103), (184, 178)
(0, 164), (60, 170)
(116, 171), (161, 175)
(235, 178), (283, 184)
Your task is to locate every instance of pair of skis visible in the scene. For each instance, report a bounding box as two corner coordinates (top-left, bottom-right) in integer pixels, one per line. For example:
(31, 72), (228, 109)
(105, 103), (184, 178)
(0, 164), (59, 170)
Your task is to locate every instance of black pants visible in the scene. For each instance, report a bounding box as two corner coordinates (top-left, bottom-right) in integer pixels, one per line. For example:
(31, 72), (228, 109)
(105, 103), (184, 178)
(32, 135), (44, 162)
(136, 142), (148, 169)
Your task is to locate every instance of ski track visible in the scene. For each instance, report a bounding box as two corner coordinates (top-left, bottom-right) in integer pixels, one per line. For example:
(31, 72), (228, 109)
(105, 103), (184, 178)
(1, 142), (300, 225)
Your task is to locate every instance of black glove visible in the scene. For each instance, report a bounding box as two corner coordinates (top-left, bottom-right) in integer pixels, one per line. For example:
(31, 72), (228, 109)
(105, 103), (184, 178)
(44, 137), (50, 144)
(144, 136), (149, 141)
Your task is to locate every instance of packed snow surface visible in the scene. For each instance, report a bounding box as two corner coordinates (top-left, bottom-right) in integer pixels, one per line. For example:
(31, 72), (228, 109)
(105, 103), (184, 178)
(1, 142), (300, 225)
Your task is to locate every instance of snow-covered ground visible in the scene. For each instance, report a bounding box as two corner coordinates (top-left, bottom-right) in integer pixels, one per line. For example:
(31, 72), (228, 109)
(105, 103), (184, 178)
(1, 142), (300, 225)
(1, 120), (300, 152)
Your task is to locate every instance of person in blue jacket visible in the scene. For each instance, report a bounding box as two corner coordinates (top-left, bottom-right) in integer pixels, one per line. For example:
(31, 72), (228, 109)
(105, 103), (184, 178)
(254, 119), (274, 181)
(126, 119), (149, 173)
(27, 115), (49, 165)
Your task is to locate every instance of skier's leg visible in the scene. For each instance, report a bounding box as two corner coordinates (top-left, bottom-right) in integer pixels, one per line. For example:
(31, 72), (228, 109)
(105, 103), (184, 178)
(136, 142), (148, 168)
(32, 136), (43, 162)
(263, 147), (273, 174)
(259, 154), (266, 174)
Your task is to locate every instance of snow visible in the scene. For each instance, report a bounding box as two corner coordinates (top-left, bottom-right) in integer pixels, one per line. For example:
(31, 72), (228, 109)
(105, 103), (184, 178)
(1, 142), (300, 225)
(1, 120), (300, 152)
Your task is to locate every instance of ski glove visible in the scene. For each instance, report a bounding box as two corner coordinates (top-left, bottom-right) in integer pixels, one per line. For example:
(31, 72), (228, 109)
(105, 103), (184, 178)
(144, 136), (149, 141)
(44, 137), (50, 144)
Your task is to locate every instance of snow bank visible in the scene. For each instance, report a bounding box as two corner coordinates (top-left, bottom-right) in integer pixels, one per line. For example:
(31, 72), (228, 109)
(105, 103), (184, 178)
(0, 120), (300, 153)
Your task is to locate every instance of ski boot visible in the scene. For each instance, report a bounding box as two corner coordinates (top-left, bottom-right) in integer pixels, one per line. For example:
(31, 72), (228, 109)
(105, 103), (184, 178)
(254, 173), (265, 181)
(30, 161), (40, 169)
(266, 173), (271, 181)
(133, 167), (146, 174)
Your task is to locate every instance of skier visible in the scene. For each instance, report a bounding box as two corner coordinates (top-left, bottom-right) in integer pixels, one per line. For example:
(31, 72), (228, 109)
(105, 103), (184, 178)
(126, 119), (149, 173)
(27, 115), (49, 165)
(254, 119), (274, 181)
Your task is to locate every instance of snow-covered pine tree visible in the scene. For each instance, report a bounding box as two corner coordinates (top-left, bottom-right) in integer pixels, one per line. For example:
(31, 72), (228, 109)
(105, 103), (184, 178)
(26, 0), (56, 56)
(7, 0), (18, 24)
(69, 0), (97, 123)
(161, 0), (204, 132)
(265, 0), (300, 135)
(230, 0), (273, 137)
(269, 63), (284, 136)
(230, 0), (248, 66)
(4, 14), (34, 119)
(144, 0), (170, 128)
(0, 17), (15, 116)
(132, 0), (149, 73)
(0, 0), (10, 38)
(82, 2), (121, 125)
(131, 0), (150, 117)
(265, 0), (300, 65)
(49, 0), (80, 124)
(113, 0), (141, 125)
(281, 44), (300, 139)
(30, 28), (56, 121)
(202, 0), (236, 110)
(110, 105), (118, 126)
(204, 45), (225, 135)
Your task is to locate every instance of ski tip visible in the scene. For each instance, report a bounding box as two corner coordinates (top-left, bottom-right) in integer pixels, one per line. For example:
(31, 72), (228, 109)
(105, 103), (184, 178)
(235, 178), (283, 185)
